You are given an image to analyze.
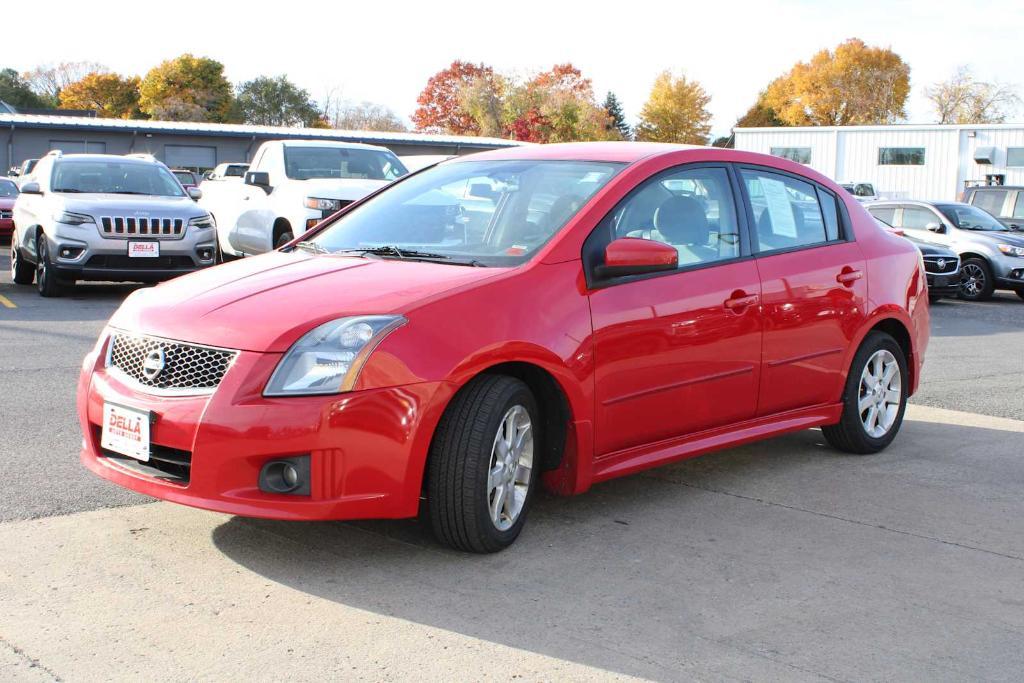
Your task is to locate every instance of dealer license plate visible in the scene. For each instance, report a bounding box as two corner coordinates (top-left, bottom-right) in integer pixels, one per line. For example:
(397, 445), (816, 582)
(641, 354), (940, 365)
(128, 241), (159, 258)
(101, 402), (151, 461)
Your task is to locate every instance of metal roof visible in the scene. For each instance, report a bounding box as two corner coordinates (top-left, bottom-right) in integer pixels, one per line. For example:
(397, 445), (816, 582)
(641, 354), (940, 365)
(0, 113), (523, 150)
(735, 122), (1024, 133)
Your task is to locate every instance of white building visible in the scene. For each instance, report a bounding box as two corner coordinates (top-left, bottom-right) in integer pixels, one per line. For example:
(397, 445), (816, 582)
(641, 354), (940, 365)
(733, 123), (1024, 201)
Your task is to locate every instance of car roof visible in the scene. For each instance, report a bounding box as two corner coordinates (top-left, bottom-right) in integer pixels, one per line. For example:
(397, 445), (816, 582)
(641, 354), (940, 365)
(970, 185), (1024, 191)
(273, 139), (389, 152)
(54, 153), (156, 165)
(868, 199), (960, 208)
(453, 141), (707, 164)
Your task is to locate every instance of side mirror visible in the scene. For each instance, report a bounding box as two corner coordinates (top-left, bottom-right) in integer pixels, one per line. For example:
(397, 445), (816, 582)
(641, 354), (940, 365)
(925, 222), (945, 233)
(595, 237), (678, 279)
(19, 181), (41, 195)
(187, 186), (202, 201)
(244, 171), (272, 194)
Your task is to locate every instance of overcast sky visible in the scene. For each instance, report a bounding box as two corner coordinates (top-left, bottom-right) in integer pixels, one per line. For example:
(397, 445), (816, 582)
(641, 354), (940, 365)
(5, 0), (1023, 136)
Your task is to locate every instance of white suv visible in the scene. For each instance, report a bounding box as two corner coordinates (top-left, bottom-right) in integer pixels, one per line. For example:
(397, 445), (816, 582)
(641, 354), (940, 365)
(11, 151), (217, 297)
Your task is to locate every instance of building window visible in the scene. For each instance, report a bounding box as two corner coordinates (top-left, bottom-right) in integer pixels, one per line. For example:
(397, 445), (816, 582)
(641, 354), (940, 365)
(1006, 148), (1024, 167)
(770, 147), (812, 164)
(878, 147), (925, 166)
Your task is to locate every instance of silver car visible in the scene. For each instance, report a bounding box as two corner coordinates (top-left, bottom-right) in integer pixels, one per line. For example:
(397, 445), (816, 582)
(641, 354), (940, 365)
(10, 151), (217, 297)
(866, 200), (1024, 301)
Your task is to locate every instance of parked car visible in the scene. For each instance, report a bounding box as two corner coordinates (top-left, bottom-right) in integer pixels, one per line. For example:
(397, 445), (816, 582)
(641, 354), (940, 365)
(961, 185), (1024, 231)
(399, 154), (454, 173)
(203, 162), (249, 182)
(840, 182), (878, 202)
(198, 140), (408, 258)
(172, 170), (200, 192)
(0, 177), (18, 243)
(10, 151), (217, 297)
(874, 218), (960, 302)
(866, 200), (1024, 301)
(14, 158), (39, 179)
(78, 142), (928, 553)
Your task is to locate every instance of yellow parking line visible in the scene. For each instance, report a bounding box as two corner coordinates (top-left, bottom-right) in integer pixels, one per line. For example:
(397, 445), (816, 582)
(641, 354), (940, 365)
(0, 294), (16, 308)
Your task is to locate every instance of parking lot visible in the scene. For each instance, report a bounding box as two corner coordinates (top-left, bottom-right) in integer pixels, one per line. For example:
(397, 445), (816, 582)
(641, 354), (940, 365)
(2, 258), (1024, 681)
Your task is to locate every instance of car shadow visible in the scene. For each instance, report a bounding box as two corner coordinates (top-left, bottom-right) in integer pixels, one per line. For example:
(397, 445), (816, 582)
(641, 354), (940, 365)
(210, 417), (1024, 680)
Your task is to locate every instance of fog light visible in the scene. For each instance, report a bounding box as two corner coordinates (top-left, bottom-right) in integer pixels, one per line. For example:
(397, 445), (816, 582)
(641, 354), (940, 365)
(258, 455), (310, 496)
(1010, 268), (1024, 280)
(58, 246), (83, 259)
(197, 247), (214, 261)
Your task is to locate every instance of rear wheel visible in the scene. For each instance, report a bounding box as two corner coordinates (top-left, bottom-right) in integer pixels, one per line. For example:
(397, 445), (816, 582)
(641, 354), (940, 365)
(959, 257), (994, 301)
(274, 231), (294, 249)
(427, 375), (540, 553)
(1016, 290), (1024, 301)
(822, 331), (908, 454)
(11, 236), (34, 285)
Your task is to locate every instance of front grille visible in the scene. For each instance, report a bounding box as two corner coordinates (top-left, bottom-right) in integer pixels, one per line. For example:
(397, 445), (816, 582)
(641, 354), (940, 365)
(107, 332), (238, 394)
(86, 255), (195, 269)
(94, 427), (192, 484)
(0, 209), (11, 219)
(100, 216), (185, 239)
(922, 256), (960, 274)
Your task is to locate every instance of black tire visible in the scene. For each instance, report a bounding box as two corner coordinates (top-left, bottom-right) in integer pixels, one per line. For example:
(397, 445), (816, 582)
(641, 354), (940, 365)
(928, 295), (943, 305)
(36, 236), (65, 298)
(427, 375), (541, 553)
(958, 257), (995, 301)
(822, 331), (909, 455)
(10, 236), (34, 285)
(1016, 290), (1024, 301)
(275, 231), (294, 249)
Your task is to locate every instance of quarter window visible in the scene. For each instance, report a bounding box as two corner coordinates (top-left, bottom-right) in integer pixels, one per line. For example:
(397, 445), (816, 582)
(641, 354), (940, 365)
(1013, 192), (1024, 220)
(878, 148), (925, 165)
(868, 207), (896, 225)
(741, 169), (831, 253)
(770, 147), (812, 164)
(971, 189), (1008, 216)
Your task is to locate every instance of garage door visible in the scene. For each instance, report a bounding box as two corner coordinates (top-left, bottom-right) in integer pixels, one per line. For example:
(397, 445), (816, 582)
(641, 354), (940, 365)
(50, 140), (106, 153)
(164, 145), (217, 171)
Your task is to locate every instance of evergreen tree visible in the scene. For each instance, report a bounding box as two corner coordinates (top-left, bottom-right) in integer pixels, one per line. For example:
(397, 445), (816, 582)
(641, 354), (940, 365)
(603, 91), (631, 140)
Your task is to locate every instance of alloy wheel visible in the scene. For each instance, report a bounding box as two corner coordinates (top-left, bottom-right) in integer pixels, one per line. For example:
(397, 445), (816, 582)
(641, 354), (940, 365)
(486, 404), (534, 531)
(10, 242), (18, 279)
(960, 263), (986, 298)
(858, 349), (902, 438)
(36, 240), (48, 292)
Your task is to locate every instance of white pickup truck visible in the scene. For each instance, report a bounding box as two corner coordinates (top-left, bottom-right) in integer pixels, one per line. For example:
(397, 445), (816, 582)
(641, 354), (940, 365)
(199, 140), (408, 257)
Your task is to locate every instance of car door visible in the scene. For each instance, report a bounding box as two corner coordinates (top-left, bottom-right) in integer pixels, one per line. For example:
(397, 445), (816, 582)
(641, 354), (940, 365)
(737, 166), (868, 416)
(587, 164), (763, 457)
(899, 204), (954, 248)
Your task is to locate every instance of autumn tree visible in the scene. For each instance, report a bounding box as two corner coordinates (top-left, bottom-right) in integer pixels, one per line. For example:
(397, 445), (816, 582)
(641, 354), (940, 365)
(59, 72), (141, 119)
(513, 63), (615, 143)
(925, 66), (1021, 124)
(634, 71), (712, 144)
(329, 101), (408, 132)
(23, 61), (107, 106)
(235, 75), (321, 126)
(459, 73), (508, 138)
(0, 68), (49, 109)
(763, 39), (909, 126)
(139, 54), (236, 122)
(604, 92), (631, 140)
(413, 61), (494, 134)
(735, 92), (783, 127)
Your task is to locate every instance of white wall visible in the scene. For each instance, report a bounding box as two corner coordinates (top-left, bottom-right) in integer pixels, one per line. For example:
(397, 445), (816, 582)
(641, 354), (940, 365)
(734, 124), (1024, 201)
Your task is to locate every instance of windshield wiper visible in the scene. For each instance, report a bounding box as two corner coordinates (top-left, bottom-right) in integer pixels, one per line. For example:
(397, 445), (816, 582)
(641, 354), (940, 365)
(294, 241), (328, 254)
(52, 188), (84, 193)
(110, 191), (150, 195)
(335, 245), (486, 267)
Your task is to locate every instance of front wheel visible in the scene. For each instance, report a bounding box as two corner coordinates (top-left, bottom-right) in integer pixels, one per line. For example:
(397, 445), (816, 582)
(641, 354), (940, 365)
(11, 237), (34, 285)
(275, 231), (294, 249)
(36, 236), (68, 298)
(959, 257), (994, 301)
(822, 331), (908, 454)
(1016, 290), (1024, 301)
(427, 375), (540, 553)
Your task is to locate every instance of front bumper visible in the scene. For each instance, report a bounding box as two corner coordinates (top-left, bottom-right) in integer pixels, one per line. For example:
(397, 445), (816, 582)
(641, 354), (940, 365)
(77, 337), (452, 520)
(48, 226), (216, 282)
(925, 271), (961, 297)
(0, 218), (13, 240)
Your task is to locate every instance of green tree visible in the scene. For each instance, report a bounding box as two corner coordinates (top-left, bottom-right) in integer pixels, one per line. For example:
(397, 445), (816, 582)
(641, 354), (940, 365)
(59, 72), (141, 119)
(603, 91), (631, 140)
(634, 71), (712, 144)
(0, 68), (48, 109)
(235, 75), (321, 126)
(139, 54), (236, 122)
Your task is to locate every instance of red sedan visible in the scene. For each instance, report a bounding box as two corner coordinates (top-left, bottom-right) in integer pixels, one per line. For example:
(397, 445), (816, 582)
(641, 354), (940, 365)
(0, 178), (18, 242)
(78, 143), (929, 552)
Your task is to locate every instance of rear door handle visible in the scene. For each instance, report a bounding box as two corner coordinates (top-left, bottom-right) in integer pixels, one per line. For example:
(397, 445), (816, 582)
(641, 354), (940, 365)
(836, 269), (863, 286)
(724, 293), (759, 311)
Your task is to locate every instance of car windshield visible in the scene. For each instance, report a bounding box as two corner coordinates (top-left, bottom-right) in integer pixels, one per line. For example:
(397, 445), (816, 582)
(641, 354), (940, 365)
(52, 161), (185, 197)
(0, 179), (18, 197)
(307, 159), (624, 267)
(937, 204), (1008, 231)
(224, 165), (247, 177)
(284, 147), (408, 181)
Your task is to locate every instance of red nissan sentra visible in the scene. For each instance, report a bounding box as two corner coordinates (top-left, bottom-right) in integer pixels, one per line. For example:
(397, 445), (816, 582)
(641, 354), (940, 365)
(78, 143), (929, 552)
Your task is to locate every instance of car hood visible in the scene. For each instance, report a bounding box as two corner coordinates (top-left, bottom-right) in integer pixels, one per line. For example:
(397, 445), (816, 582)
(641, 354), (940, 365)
(964, 229), (1024, 247)
(288, 177), (390, 201)
(59, 193), (204, 217)
(904, 236), (956, 256)
(109, 251), (504, 352)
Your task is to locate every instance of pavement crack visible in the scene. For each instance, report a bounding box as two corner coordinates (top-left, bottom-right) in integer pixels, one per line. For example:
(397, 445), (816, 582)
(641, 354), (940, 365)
(644, 475), (1024, 562)
(0, 634), (62, 682)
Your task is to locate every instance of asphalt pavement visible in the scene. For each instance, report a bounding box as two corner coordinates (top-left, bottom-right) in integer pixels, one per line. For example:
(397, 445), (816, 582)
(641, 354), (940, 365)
(2, 256), (1024, 681)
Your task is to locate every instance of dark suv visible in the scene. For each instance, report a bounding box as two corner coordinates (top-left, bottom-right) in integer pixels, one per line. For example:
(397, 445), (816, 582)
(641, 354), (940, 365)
(962, 186), (1024, 231)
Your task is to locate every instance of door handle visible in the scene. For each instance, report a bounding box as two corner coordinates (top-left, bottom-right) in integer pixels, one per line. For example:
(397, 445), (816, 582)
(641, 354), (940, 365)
(836, 268), (863, 286)
(724, 293), (759, 311)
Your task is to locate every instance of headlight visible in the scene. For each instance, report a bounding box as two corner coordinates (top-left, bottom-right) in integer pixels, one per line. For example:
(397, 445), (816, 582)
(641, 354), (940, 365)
(54, 211), (94, 226)
(997, 243), (1024, 257)
(264, 315), (406, 396)
(304, 197), (342, 212)
(189, 214), (215, 229)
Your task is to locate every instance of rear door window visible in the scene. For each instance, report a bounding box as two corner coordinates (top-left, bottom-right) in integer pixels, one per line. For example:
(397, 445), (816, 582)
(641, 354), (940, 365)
(1011, 192), (1024, 220)
(971, 189), (1009, 216)
(740, 169), (830, 253)
(900, 206), (939, 230)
